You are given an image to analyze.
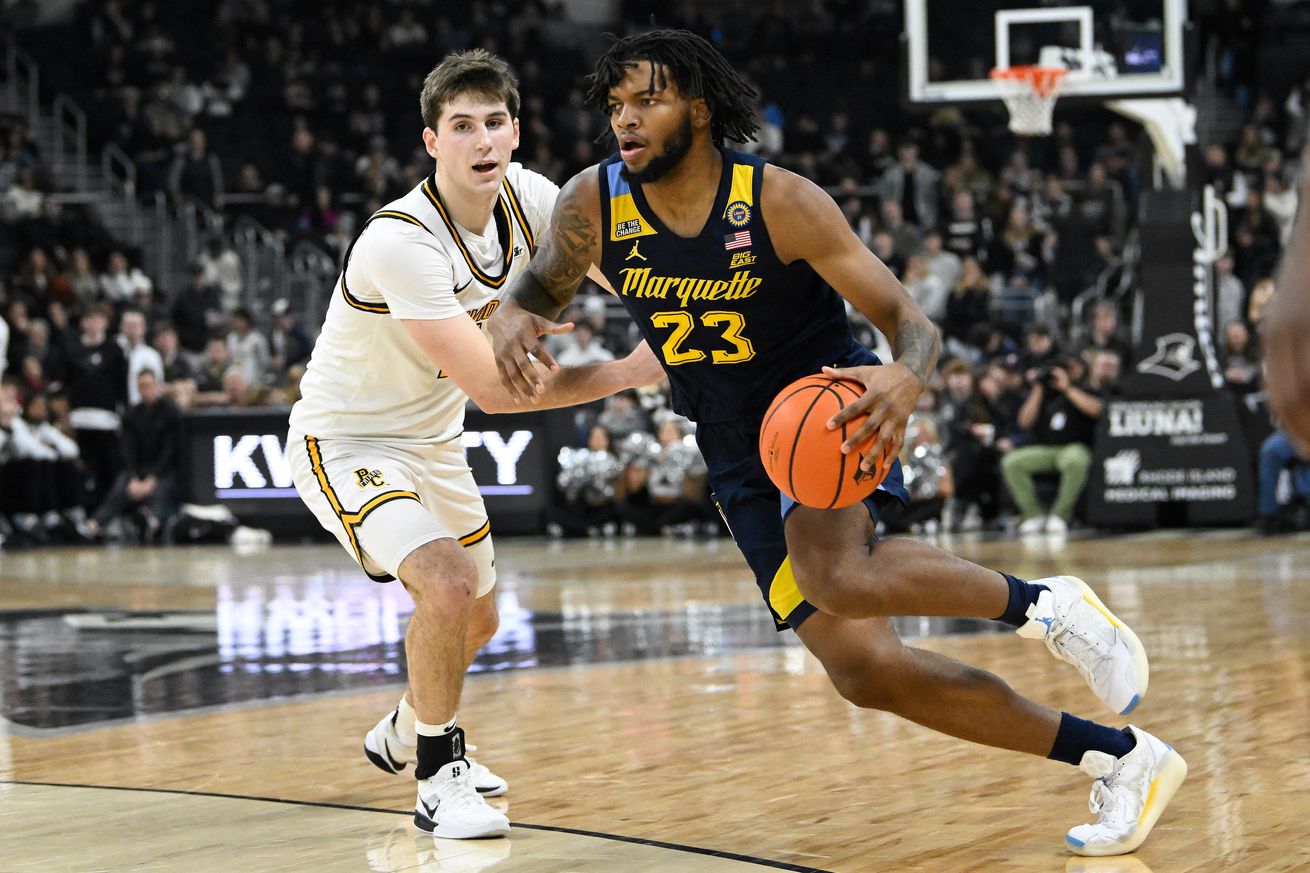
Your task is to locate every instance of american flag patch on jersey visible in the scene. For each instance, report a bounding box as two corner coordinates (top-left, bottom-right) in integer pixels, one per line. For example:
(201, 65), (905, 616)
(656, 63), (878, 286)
(723, 230), (751, 250)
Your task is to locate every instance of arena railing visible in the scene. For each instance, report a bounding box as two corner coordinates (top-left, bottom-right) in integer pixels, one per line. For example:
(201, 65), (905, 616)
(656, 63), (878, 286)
(1, 36), (40, 127)
(51, 93), (87, 191)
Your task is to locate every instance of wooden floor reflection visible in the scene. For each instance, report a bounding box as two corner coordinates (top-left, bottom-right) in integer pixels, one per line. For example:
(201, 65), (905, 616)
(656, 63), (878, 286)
(2, 530), (1309, 871)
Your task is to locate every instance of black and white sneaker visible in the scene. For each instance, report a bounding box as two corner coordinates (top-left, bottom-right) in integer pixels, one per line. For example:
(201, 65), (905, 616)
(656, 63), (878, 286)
(413, 759), (510, 839)
(364, 710), (509, 796)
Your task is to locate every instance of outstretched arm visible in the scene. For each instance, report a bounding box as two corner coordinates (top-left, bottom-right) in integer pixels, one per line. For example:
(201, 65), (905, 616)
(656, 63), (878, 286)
(764, 166), (940, 470)
(488, 169), (606, 401)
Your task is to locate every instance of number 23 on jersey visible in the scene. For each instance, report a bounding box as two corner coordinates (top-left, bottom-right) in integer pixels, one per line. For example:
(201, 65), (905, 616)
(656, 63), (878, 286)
(650, 309), (755, 366)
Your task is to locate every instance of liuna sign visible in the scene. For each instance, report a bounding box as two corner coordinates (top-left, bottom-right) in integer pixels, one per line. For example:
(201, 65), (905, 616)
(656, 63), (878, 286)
(1087, 397), (1254, 525)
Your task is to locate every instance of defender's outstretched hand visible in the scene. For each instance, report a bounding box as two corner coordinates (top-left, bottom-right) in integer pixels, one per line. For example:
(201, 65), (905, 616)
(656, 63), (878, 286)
(821, 362), (923, 472)
(623, 340), (666, 388)
(487, 298), (573, 403)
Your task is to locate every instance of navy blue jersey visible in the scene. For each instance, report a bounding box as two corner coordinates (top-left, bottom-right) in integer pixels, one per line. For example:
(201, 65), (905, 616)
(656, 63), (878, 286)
(597, 149), (862, 423)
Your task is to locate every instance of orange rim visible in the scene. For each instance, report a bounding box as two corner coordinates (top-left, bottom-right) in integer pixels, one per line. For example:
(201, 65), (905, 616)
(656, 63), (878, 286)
(989, 65), (1067, 97)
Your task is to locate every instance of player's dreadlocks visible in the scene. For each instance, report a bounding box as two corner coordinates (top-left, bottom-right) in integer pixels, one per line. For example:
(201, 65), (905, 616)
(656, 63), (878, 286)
(584, 29), (760, 146)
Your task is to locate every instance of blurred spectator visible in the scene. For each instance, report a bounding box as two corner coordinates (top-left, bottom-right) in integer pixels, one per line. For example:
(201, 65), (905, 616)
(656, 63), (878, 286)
(2, 168), (44, 222)
(880, 199), (920, 265)
(881, 414), (953, 535)
(0, 391), (85, 545)
(50, 304), (126, 506)
(172, 263), (225, 353)
(987, 202), (1045, 287)
(1079, 163), (1126, 243)
(221, 367), (266, 407)
(98, 250), (153, 305)
(940, 258), (992, 346)
(65, 248), (101, 306)
(1019, 323), (1061, 371)
(198, 236), (244, 313)
(879, 141), (940, 230)
(556, 322), (615, 367)
(1232, 190), (1282, 287)
(168, 128), (224, 209)
(937, 359), (1002, 528)
(548, 424), (627, 538)
(999, 149), (1039, 197)
(1073, 299), (1133, 367)
(1247, 276), (1277, 329)
(152, 322), (195, 384)
(225, 308), (269, 389)
(902, 254), (949, 323)
(1214, 254), (1247, 337)
(941, 189), (991, 263)
(621, 418), (715, 536)
(1002, 349), (1120, 535)
(269, 299), (312, 376)
(1262, 170), (1298, 246)
(1220, 320), (1262, 397)
(596, 390), (649, 442)
(83, 370), (181, 544)
(869, 229), (905, 277)
(118, 308), (166, 406)
(192, 336), (231, 405)
(1256, 429), (1310, 535)
(920, 229), (961, 292)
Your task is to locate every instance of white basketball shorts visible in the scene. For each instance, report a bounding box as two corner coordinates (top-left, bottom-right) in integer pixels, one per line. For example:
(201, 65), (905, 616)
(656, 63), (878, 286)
(288, 429), (495, 595)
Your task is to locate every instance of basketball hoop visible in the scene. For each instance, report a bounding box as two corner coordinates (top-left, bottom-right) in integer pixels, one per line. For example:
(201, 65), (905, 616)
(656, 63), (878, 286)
(990, 66), (1068, 136)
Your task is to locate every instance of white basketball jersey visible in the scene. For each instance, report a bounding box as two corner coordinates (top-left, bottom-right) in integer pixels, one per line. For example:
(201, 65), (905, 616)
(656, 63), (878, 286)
(290, 164), (558, 443)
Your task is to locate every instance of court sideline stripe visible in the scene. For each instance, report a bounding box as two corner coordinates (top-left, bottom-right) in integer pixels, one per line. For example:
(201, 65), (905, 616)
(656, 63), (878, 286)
(1, 780), (833, 872)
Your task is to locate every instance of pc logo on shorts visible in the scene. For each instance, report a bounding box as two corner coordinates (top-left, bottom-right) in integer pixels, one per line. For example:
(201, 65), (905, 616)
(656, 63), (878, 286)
(725, 200), (752, 228)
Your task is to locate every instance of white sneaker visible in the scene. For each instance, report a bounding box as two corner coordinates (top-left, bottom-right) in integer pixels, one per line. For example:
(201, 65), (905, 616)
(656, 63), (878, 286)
(414, 759), (510, 839)
(365, 711), (509, 796)
(1017, 576), (1150, 716)
(1045, 515), (1069, 534)
(1018, 516), (1048, 535)
(1066, 726), (1187, 856)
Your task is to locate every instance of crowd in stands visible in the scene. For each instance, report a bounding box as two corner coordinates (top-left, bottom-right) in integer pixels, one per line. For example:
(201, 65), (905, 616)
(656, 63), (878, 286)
(2, 0), (1310, 547)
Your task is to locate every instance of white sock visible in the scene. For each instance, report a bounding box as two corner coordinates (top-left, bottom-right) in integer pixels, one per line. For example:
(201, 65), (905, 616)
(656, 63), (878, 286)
(395, 695), (418, 746)
(415, 714), (457, 738)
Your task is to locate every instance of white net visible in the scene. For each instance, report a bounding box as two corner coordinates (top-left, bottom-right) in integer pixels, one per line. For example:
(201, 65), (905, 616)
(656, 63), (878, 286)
(990, 67), (1067, 136)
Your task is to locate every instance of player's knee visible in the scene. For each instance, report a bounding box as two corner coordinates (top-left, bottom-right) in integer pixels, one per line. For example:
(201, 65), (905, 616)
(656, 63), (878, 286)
(794, 554), (890, 618)
(828, 663), (906, 712)
(398, 541), (478, 611)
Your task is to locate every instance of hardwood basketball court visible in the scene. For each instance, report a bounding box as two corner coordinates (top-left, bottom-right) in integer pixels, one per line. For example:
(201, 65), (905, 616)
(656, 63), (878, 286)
(2, 530), (1308, 871)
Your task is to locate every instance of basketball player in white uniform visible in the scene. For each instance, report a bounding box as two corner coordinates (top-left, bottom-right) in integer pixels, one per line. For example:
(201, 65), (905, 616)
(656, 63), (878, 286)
(289, 50), (660, 839)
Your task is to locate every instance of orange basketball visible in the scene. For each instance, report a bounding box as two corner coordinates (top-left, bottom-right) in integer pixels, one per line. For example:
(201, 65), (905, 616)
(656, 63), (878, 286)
(758, 374), (895, 509)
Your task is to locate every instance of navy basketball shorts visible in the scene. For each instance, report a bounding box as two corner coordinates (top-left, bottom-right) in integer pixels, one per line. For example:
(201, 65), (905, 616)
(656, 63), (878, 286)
(697, 418), (909, 631)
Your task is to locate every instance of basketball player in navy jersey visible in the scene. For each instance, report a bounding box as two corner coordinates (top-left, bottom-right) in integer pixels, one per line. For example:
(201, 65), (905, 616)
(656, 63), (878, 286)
(489, 30), (1184, 856)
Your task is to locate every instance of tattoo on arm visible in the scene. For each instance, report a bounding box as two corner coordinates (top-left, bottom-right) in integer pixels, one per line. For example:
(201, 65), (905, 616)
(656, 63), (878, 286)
(518, 184), (598, 317)
(893, 316), (939, 386)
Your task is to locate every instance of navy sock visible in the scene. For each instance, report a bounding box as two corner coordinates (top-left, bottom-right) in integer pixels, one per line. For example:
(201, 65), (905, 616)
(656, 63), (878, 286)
(993, 573), (1047, 628)
(1048, 712), (1136, 765)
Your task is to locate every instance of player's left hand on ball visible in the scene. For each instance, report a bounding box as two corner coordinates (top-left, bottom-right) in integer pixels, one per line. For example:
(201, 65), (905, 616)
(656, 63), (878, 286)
(821, 362), (922, 472)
